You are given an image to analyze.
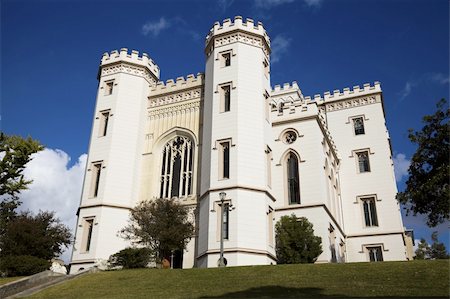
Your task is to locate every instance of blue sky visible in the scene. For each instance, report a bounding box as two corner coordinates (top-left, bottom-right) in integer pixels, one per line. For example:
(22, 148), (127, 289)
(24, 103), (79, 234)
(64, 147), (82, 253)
(1, 0), (449, 257)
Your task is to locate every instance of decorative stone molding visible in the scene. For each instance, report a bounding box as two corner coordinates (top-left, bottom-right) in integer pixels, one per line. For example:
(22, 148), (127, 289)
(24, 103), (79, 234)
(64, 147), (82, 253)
(149, 100), (201, 117)
(324, 95), (379, 112)
(149, 88), (203, 108)
(101, 63), (157, 84)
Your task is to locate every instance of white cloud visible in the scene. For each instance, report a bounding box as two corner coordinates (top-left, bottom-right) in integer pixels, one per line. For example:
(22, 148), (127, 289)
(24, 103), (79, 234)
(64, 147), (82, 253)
(398, 81), (413, 102)
(393, 153), (410, 182)
(271, 35), (292, 64)
(20, 148), (87, 263)
(142, 17), (171, 37)
(218, 0), (234, 11)
(303, 0), (323, 7)
(430, 73), (450, 85)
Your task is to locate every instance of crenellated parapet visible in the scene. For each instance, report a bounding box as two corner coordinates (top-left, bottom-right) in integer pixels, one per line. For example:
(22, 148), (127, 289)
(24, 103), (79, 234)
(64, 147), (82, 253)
(99, 48), (160, 83)
(205, 16), (271, 58)
(148, 73), (204, 108)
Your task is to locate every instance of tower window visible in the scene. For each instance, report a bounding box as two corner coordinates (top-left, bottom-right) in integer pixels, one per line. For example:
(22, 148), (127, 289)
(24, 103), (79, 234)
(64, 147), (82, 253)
(367, 246), (383, 262)
(82, 218), (94, 252)
(99, 110), (110, 137)
(221, 52), (231, 67)
(357, 151), (371, 173)
(287, 153), (300, 204)
(90, 162), (102, 198)
(223, 202), (229, 240)
(362, 197), (378, 227)
(219, 141), (230, 179)
(159, 136), (194, 199)
(105, 81), (114, 96)
(221, 85), (231, 112)
(263, 59), (269, 77)
(353, 117), (365, 135)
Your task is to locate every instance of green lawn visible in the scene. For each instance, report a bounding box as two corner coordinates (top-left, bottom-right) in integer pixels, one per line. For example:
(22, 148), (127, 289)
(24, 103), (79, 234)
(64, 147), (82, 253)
(29, 260), (448, 298)
(0, 276), (24, 286)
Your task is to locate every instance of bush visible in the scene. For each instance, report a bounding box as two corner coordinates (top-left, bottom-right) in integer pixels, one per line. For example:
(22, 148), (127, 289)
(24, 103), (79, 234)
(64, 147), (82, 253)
(108, 247), (153, 269)
(275, 215), (322, 264)
(0, 255), (50, 276)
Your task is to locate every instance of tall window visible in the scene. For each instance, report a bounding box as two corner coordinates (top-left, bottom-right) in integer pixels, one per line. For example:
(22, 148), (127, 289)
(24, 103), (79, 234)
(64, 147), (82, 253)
(82, 218), (94, 252)
(219, 141), (230, 179)
(362, 197), (378, 226)
(367, 246), (383, 262)
(105, 81), (114, 95)
(287, 153), (300, 204)
(266, 146), (272, 187)
(223, 203), (229, 240)
(159, 136), (193, 199)
(353, 117), (365, 135)
(357, 151), (371, 173)
(221, 52), (231, 67)
(90, 162), (102, 198)
(99, 110), (110, 137)
(221, 85), (231, 112)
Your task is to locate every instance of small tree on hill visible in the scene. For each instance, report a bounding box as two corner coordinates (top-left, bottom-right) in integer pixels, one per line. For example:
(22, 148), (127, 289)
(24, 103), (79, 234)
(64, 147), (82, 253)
(275, 215), (322, 264)
(414, 232), (449, 260)
(396, 99), (449, 227)
(414, 239), (430, 260)
(119, 198), (195, 263)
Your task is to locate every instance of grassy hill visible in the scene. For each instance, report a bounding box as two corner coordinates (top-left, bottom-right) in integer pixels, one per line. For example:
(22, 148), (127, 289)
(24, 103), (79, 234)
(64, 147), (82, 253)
(29, 260), (448, 298)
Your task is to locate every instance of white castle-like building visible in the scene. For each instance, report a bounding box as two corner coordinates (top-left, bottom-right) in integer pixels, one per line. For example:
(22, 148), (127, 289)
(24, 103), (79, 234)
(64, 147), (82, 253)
(70, 16), (412, 272)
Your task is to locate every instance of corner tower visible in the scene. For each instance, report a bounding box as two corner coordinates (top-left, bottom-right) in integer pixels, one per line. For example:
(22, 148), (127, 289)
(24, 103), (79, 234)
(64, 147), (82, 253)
(70, 49), (160, 272)
(198, 17), (276, 267)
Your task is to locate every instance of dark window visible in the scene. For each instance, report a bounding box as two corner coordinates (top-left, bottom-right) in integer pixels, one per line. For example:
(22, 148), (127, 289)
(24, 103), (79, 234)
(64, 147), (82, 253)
(160, 136), (194, 198)
(92, 163), (102, 197)
(357, 151), (370, 172)
(367, 246), (383, 262)
(287, 153), (300, 204)
(223, 203), (229, 240)
(85, 219), (94, 252)
(223, 53), (231, 67)
(100, 111), (110, 137)
(362, 197), (378, 226)
(222, 142), (230, 179)
(105, 81), (114, 95)
(353, 117), (365, 135)
(223, 85), (231, 112)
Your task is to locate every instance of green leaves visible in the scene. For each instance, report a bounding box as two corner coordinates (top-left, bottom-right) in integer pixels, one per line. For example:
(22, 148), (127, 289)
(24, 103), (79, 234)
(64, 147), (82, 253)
(119, 198), (195, 261)
(275, 215), (322, 264)
(397, 99), (450, 227)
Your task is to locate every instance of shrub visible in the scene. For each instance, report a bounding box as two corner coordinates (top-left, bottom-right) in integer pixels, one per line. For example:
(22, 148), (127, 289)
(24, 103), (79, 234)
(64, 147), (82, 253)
(0, 255), (50, 276)
(275, 215), (322, 264)
(108, 247), (153, 269)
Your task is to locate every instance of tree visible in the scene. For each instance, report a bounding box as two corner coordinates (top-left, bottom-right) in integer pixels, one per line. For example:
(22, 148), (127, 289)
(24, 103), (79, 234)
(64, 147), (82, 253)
(0, 133), (43, 232)
(0, 211), (72, 276)
(119, 198), (195, 263)
(429, 232), (448, 259)
(414, 238), (430, 260)
(396, 99), (449, 227)
(275, 215), (322, 264)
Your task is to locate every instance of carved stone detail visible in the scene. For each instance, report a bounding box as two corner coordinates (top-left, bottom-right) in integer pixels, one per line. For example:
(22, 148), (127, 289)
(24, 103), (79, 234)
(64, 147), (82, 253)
(101, 63), (156, 84)
(149, 88), (202, 108)
(149, 100), (201, 117)
(207, 31), (270, 58)
(325, 95), (379, 112)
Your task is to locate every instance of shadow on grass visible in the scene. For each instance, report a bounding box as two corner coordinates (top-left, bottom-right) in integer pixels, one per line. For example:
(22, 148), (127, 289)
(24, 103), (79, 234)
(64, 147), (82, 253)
(199, 285), (448, 298)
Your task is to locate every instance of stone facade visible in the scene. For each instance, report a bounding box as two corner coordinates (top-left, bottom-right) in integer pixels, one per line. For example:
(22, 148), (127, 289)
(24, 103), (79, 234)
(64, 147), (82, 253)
(70, 16), (409, 272)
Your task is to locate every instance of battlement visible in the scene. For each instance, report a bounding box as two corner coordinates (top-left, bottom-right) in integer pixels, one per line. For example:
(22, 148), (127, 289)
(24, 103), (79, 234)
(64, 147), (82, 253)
(272, 81), (302, 95)
(101, 48), (160, 79)
(205, 16), (270, 49)
(150, 73), (204, 96)
(306, 81), (381, 103)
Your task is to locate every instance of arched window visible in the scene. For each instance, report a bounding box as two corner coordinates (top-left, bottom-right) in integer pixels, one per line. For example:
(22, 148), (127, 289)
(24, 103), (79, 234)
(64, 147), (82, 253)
(160, 136), (193, 199)
(287, 153), (300, 204)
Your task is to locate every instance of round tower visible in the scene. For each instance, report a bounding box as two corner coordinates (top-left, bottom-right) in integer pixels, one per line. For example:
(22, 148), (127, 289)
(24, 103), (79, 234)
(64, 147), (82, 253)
(198, 16), (276, 267)
(70, 49), (159, 272)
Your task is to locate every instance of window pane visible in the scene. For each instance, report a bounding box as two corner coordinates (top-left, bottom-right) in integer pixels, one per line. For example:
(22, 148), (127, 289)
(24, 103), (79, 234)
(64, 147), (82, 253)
(223, 143), (230, 179)
(363, 200), (371, 226)
(370, 200), (378, 226)
(223, 203), (229, 240)
(224, 86), (230, 112)
(354, 117), (365, 135)
(287, 154), (300, 204)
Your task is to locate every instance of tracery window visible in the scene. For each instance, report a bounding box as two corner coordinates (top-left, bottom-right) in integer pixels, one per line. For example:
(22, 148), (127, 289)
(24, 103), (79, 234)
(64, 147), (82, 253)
(160, 136), (193, 199)
(287, 153), (300, 204)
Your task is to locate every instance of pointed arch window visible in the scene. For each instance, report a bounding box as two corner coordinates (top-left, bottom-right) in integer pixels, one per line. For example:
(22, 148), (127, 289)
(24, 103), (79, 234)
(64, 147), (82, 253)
(160, 136), (193, 199)
(287, 153), (300, 204)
